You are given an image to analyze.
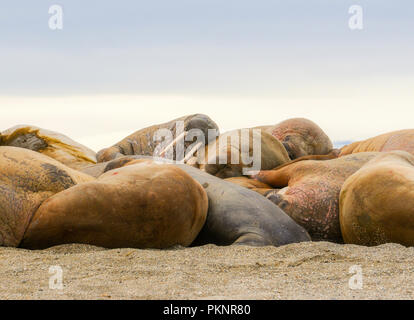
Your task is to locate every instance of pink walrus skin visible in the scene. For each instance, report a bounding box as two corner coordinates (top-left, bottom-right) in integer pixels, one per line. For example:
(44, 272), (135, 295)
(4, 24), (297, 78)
(254, 152), (379, 242)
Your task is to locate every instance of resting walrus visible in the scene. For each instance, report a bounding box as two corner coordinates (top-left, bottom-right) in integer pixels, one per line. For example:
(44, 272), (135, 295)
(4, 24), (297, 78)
(0, 146), (94, 247)
(340, 129), (414, 156)
(340, 151), (414, 246)
(96, 114), (219, 163)
(0, 125), (97, 170)
(256, 118), (333, 160)
(254, 152), (379, 242)
(93, 156), (311, 247)
(20, 161), (208, 250)
(199, 129), (290, 179)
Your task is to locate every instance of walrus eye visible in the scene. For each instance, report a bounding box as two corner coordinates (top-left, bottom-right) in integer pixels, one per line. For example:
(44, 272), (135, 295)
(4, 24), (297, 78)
(278, 200), (289, 210)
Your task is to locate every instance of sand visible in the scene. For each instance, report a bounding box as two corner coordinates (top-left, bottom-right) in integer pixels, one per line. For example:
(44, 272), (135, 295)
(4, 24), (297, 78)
(1, 241), (414, 300)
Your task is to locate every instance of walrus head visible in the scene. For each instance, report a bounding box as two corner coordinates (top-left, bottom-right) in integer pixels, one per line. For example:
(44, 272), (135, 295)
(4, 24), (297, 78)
(184, 114), (219, 144)
(96, 146), (124, 163)
(271, 118), (333, 160)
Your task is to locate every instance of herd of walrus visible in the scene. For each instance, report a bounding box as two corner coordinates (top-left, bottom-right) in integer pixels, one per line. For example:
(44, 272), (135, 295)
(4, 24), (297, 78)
(1, 114), (414, 250)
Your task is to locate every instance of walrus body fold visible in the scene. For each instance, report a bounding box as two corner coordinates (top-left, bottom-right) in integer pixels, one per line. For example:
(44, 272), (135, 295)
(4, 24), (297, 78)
(0, 147), (93, 247)
(224, 176), (273, 196)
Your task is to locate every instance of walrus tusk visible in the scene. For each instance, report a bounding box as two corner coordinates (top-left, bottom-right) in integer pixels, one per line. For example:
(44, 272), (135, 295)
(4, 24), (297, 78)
(159, 131), (186, 157)
(183, 142), (204, 163)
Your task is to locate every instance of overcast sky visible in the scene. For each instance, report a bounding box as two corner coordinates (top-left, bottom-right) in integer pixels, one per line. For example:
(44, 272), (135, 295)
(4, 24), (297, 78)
(0, 0), (413, 151)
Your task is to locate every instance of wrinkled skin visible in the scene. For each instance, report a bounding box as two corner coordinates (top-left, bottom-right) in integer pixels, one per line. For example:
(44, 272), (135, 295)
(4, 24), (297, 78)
(340, 129), (414, 156)
(0, 125), (97, 170)
(256, 118), (333, 160)
(96, 114), (219, 162)
(199, 129), (290, 179)
(21, 162), (208, 250)
(0, 147), (93, 247)
(224, 177), (273, 196)
(94, 156), (311, 247)
(255, 152), (379, 242)
(340, 151), (414, 246)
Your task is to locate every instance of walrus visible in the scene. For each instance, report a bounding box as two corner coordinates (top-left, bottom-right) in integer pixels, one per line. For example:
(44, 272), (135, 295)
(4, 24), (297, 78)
(254, 152), (379, 242)
(0, 146), (94, 247)
(199, 128), (290, 179)
(339, 129), (414, 156)
(94, 156), (311, 246)
(340, 151), (414, 246)
(0, 125), (97, 170)
(256, 118), (333, 160)
(224, 177), (273, 196)
(20, 161), (208, 250)
(96, 114), (219, 163)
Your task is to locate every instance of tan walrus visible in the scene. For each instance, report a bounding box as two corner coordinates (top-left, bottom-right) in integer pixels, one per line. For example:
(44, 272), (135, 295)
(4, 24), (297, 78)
(96, 114), (219, 163)
(224, 177), (273, 196)
(0, 125), (97, 170)
(0, 146), (94, 247)
(254, 152), (379, 242)
(340, 129), (414, 156)
(340, 151), (414, 246)
(256, 118), (334, 160)
(199, 129), (290, 179)
(21, 161), (208, 249)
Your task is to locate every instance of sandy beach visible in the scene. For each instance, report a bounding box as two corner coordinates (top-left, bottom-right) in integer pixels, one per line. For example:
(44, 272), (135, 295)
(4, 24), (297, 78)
(1, 241), (414, 300)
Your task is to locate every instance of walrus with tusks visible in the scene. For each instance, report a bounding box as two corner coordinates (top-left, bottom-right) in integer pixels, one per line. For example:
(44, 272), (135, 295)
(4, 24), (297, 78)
(254, 152), (379, 242)
(340, 151), (414, 246)
(0, 146), (94, 247)
(0, 125), (97, 170)
(91, 156), (311, 247)
(96, 114), (219, 163)
(198, 128), (290, 179)
(20, 161), (208, 250)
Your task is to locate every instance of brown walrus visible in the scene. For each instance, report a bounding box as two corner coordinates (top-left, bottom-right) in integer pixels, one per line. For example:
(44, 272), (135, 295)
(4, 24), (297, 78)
(256, 118), (333, 160)
(340, 151), (414, 246)
(0, 125), (97, 170)
(96, 114), (219, 163)
(254, 152), (379, 242)
(199, 129), (290, 179)
(90, 156), (311, 246)
(0, 146), (94, 247)
(340, 129), (414, 156)
(20, 161), (208, 249)
(224, 177), (273, 196)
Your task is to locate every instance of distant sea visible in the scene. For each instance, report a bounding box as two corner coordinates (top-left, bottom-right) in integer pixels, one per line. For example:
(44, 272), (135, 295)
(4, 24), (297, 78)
(333, 140), (353, 149)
